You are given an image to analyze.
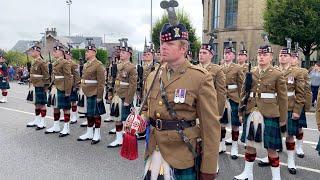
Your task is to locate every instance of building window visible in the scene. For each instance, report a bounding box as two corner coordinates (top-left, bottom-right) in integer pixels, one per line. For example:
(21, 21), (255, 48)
(211, 0), (220, 30)
(225, 0), (238, 28)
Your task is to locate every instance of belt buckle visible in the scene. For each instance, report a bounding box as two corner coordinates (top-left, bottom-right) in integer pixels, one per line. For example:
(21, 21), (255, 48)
(81, 79), (84, 84)
(115, 80), (120, 85)
(155, 119), (162, 131)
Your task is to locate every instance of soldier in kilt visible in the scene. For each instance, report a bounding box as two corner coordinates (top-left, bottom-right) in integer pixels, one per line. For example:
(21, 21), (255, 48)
(45, 43), (73, 137)
(220, 42), (244, 159)
(291, 49), (312, 158)
(258, 45), (304, 175)
(234, 44), (288, 180)
(65, 46), (81, 124)
(77, 44), (106, 144)
(107, 40), (137, 148)
(25, 44), (50, 129)
(0, 52), (10, 103)
(316, 89), (320, 156)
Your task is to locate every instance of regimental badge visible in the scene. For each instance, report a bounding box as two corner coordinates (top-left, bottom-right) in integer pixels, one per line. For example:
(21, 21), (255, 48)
(288, 76), (294, 84)
(179, 89), (186, 103)
(174, 27), (181, 38)
(174, 89), (180, 103)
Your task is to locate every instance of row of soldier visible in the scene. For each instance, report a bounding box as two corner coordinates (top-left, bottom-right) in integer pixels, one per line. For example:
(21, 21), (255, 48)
(6, 34), (319, 180)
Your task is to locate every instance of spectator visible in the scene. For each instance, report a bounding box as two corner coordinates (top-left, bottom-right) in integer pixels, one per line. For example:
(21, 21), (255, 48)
(8, 66), (15, 81)
(19, 67), (29, 84)
(309, 62), (320, 106)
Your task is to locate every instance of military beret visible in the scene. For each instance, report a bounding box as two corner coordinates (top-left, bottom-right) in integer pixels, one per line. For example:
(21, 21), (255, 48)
(224, 46), (235, 54)
(280, 47), (291, 55)
(86, 44), (97, 52)
(201, 44), (214, 55)
(239, 50), (248, 56)
(29, 44), (41, 52)
(53, 42), (65, 51)
(258, 45), (273, 53)
(121, 46), (133, 54)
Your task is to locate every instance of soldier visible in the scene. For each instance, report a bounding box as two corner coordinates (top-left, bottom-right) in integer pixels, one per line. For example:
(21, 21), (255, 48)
(237, 42), (249, 73)
(107, 40), (137, 148)
(65, 46), (81, 124)
(0, 51), (10, 103)
(291, 43), (312, 158)
(135, 43), (158, 140)
(45, 43), (73, 137)
(259, 41), (304, 175)
(26, 44), (50, 129)
(142, 1), (220, 179)
(198, 39), (226, 118)
(234, 42), (288, 180)
(77, 44), (106, 144)
(220, 41), (244, 159)
(316, 90), (320, 155)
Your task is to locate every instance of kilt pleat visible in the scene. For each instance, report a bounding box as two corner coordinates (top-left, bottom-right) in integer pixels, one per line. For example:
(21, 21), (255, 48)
(35, 87), (47, 105)
(86, 95), (106, 117)
(57, 89), (71, 109)
(287, 111), (299, 136)
(220, 99), (240, 126)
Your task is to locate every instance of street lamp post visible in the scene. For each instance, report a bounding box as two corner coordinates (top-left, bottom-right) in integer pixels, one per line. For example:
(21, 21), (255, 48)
(150, 0), (153, 42)
(66, 0), (72, 37)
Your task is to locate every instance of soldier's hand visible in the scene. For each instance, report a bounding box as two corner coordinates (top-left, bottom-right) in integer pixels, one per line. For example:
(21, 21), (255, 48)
(239, 116), (243, 124)
(200, 172), (217, 180)
(123, 102), (130, 106)
(97, 98), (102, 102)
(108, 95), (113, 101)
(292, 112), (300, 120)
(280, 121), (286, 127)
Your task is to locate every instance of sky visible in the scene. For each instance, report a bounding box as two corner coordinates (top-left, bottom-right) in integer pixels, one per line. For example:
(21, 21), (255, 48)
(0, 0), (203, 51)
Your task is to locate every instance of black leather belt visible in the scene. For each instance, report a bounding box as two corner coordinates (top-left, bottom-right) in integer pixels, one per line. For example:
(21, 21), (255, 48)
(150, 118), (196, 131)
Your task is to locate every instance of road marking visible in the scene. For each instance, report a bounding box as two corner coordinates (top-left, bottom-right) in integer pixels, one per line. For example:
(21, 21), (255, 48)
(225, 152), (320, 174)
(0, 106), (54, 119)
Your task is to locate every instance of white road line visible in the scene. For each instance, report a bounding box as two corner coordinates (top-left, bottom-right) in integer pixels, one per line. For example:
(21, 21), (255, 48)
(225, 128), (318, 145)
(225, 152), (320, 174)
(8, 96), (28, 100)
(0, 106), (54, 119)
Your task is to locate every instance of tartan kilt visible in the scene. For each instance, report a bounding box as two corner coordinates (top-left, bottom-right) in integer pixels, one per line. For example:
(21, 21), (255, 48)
(241, 115), (282, 150)
(57, 89), (71, 110)
(316, 136), (320, 154)
(35, 87), (47, 105)
(287, 111), (299, 136)
(70, 88), (78, 102)
(86, 95), (106, 117)
(220, 99), (240, 126)
(121, 98), (132, 121)
(0, 79), (10, 89)
(299, 108), (307, 128)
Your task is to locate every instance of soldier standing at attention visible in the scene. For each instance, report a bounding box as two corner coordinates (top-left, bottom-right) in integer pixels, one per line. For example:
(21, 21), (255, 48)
(0, 51), (10, 103)
(77, 44), (106, 144)
(26, 44), (50, 130)
(65, 46), (81, 124)
(220, 41), (244, 159)
(142, 1), (220, 179)
(45, 43), (73, 137)
(107, 40), (137, 148)
(235, 40), (288, 180)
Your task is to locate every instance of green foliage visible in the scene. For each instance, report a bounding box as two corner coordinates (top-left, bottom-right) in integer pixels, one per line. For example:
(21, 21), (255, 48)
(4, 51), (29, 66)
(70, 49), (108, 65)
(151, 10), (201, 58)
(263, 0), (320, 67)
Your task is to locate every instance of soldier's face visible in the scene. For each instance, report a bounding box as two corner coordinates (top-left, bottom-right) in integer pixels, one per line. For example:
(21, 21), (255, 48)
(237, 54), (247, 64)
(85, 50), (96, 60)
(53, 49), (64, 59)
(65, 54), (72, 60)
(160, 41), (187, 63)
(199, 49), (213, 64)
(291, 56), (299, 66)
(258, 53), (272, 66)
(120, 50), (131, 61)
(143, 52), (153, 62)
(28, 50), (39, 58)
(279, 53), (291, 64)
(224, 52), (235, 63)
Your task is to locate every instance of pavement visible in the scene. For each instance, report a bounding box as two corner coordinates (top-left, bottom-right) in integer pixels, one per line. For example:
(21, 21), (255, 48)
(0, 82), (319, 180)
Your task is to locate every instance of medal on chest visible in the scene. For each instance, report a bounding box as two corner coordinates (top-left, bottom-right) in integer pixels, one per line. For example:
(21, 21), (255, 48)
(174, 88), (186, 104)
(288, 76), (294, 84)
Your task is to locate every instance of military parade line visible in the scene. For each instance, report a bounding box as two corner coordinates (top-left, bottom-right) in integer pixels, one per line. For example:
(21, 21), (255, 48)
(1, 0), (320, 180)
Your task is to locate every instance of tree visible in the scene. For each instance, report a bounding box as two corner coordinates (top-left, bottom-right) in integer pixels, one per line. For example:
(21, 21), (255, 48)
(71, 49), (108, 65)
(263, 0), (320, 68)
(152, 10), (201, 58)
(4, 51), (29, 66)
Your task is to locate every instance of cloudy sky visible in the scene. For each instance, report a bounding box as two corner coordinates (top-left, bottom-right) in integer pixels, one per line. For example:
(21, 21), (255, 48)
(0, 0), (203, 51)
